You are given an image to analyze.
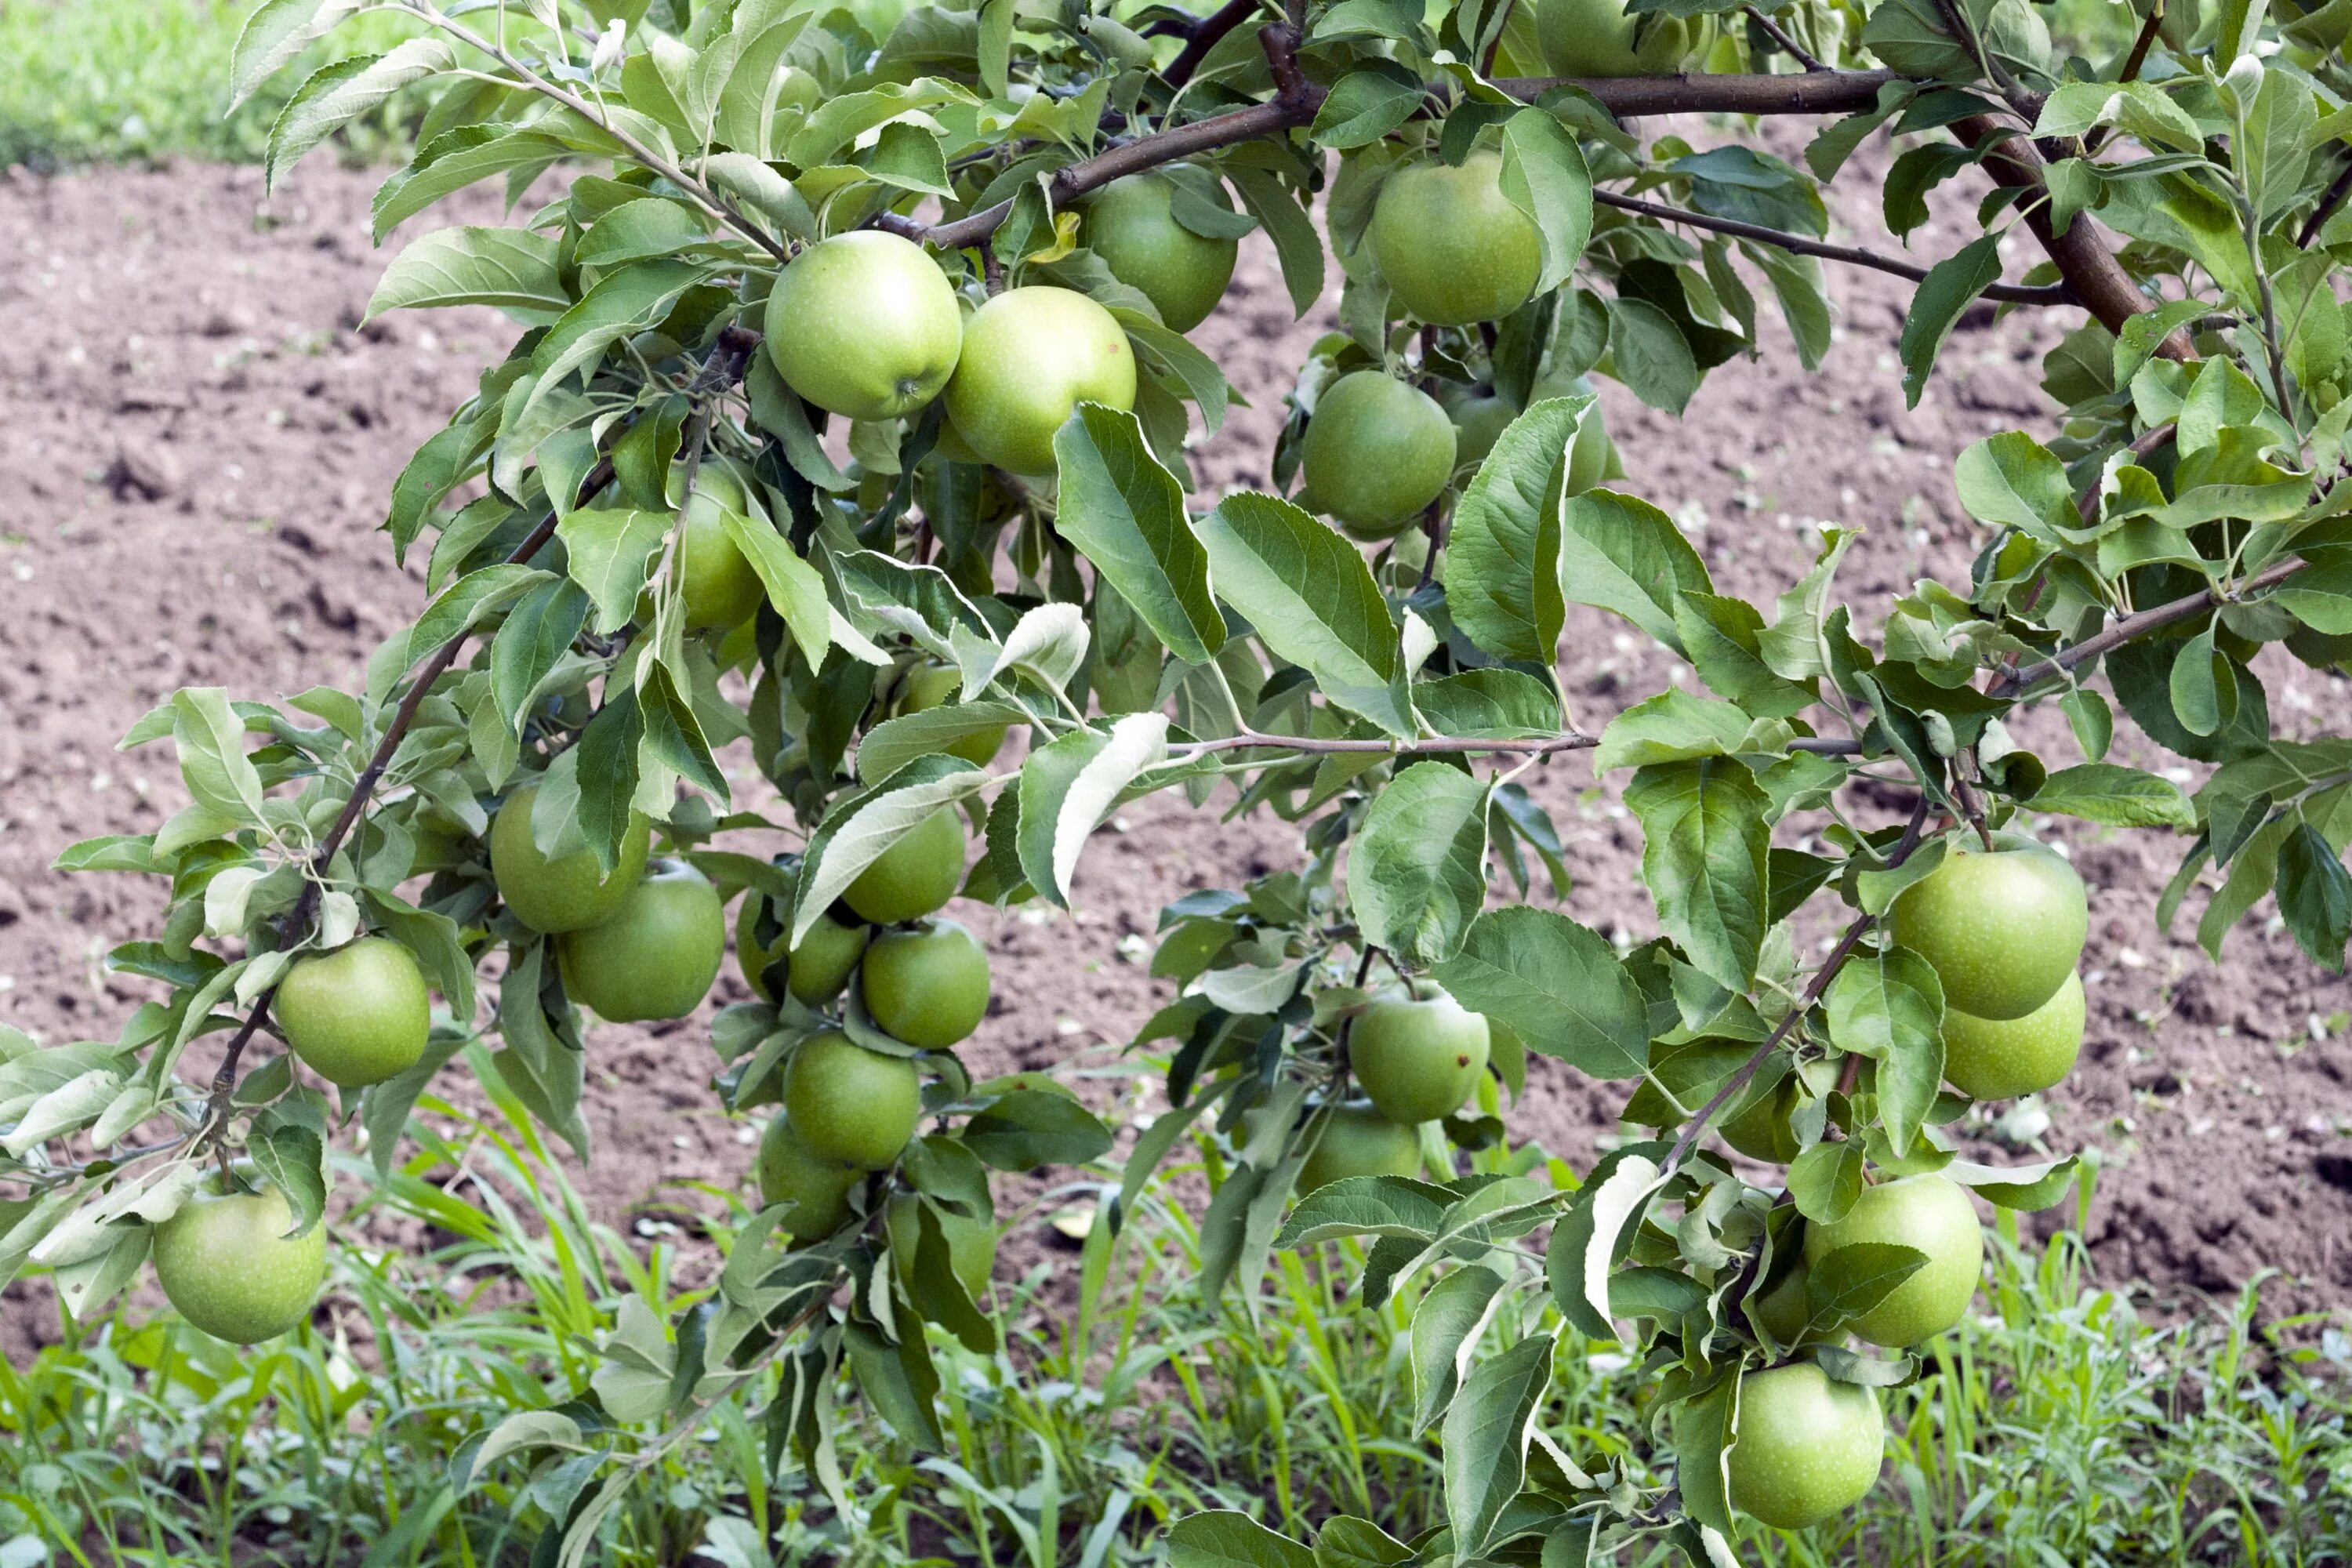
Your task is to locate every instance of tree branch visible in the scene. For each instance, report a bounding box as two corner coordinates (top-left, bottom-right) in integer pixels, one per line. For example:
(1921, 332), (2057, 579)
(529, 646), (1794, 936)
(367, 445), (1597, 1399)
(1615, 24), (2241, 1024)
(1496, 68), (1898, 116)
(1958, 115), (2194, 360)
(195, 326), (763, 1143)
(879, 26), (1322, 252)
(1987, 554), (2306, 700)
(1597, 189), (2072, 306)
(1165, 728), (1860, 761)
(2299, 158), (2352, 249)
(1662, 797), (1933, 1177)
(1160, 0), (1263, 90)
(1744, 5), (1829, 71)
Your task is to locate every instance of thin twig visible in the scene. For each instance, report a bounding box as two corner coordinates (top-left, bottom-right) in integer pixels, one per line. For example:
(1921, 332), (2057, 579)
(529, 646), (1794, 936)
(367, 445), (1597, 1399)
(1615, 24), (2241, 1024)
(1160, 0), (1261, 90)
(194, 327), (762, 1145)
(1598, 189), (2072, 306)
(2299, 158), (2352, 248)
(2074, 420), (2177, 523)
(1662, 798), (1933, 1177)
(1744, 5), (1828, 71)
(1987, 555), (2307, 700)
(1494, 68), (1897, 115)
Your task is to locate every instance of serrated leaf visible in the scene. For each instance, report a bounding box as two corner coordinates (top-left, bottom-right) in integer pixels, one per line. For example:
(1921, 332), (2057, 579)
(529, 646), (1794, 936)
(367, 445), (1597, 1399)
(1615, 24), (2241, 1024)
(1558, 488), (1711, 655)
(1169, 1512), (1315, 1568)
(793, 760), (988, 945)
(1053, 405), (1221, 664)
(1448, 397), (1579, 663)
(1347, 762), (1490, 968)
(2027, 764), (2194, 829)
(1410, 1263), (1504, 1432)
(1196, 492), (1410, 735)
(1825, 946), (1945, 1156)
(269, 40), (454, 193)
(1624, 759), (1769, 992)
(1443, 1333), (1555, 1559)
(558, 508), (670, 633)
(1012, 713), (1171, 906)
(1899, 234), (2002, 408)
(1433, 907), (1647, 1080)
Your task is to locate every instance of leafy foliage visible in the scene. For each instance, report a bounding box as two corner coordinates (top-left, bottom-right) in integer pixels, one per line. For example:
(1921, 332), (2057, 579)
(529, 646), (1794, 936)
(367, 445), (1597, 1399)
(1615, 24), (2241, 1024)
(11, 0), (2352, 1559)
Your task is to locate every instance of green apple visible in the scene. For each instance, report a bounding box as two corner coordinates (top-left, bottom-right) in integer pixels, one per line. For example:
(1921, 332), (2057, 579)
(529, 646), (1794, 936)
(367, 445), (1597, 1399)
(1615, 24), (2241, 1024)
(887, 1189), (997, 1298)
(861, 918), (991, 1050)
(1450, 395), (1517, 473)
(1300, 372), (1457, 538)
(1369, 151), (1543, 328)
(1083, 168), (1238, 332)
(763, 230), (964, 421)
(489, 783), (652, 934)
(561, 860), (726, 1022)
(1803, 1174), (1984, 1348)
(1348, 988), (1490, 1124)
(667, 463), (764, 632)
(843, 806), (967, 925)
(1944, 970), (2084, 1101)
(758, 1111), (863, 1240)
(151, 1178), (327, 1345)
(784, 1029), (922, 1169)
(1298, 1104), (1425, 1193)
(944, 286), (1138, 475)
(739, 891), (871, 1007)
(1537, 0), (1706, 75)
(1888, 840), (2088, 1020)
(894, 661), (1008, 766)
(1726, 1363), (1885, 1529)
(274, 936), (430, 1089)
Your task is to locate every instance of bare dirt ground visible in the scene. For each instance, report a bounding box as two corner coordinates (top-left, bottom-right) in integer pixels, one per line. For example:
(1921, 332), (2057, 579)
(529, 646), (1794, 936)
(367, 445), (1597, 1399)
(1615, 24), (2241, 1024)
(2, 135), (2350, 1360)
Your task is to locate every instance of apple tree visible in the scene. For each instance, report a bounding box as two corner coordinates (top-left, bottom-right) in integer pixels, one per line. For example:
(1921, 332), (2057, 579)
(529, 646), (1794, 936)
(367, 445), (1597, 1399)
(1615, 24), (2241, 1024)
(7, 0), (2352, 1558)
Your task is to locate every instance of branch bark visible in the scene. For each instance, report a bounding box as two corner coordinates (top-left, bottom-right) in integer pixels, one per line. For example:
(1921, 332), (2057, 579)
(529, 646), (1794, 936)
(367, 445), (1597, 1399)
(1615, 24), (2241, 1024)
(1496, 68), (1898, 115)
(1597, 189), (2072, 306)
(1987, 554), (2306, 700)
(1160, 0), (1263, 90)
(1958, 115), (2194, 361)
(196, 326), (763, 1142)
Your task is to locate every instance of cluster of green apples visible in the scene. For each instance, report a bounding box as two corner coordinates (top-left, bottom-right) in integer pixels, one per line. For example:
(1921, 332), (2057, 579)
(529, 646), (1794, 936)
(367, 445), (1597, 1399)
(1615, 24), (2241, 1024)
(1724, 838), (2090, 1528)
(761, 162), (1240, 477)
(1292, 984), (1493, 1192)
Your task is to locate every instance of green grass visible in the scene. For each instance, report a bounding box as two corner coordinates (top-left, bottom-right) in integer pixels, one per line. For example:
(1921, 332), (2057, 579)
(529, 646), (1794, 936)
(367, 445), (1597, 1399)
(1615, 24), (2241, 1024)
(4, 1062), (2349, 1567)
(0, 0), (423, 170)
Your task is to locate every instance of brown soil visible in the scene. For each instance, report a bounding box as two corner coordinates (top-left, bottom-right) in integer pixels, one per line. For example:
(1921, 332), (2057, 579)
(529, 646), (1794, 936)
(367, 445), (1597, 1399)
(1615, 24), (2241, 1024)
(2, 140), (2349, 1362)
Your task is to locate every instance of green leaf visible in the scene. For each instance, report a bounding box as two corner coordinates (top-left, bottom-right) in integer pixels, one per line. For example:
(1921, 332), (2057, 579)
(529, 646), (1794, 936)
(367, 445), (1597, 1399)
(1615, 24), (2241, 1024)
(1898, 234), (2002, 408)
(1312, 1518), (1410, 1568)
(230, 0), (359, 107)
(1671, 1374), (1737, 1537)
(1168, 1512), (1315, 1568)
(1592, 690), (1758, 772)
(1804, 1240), (1929, 1327)
(1500, 108), (1594, 295)
(1012, 713), (1171, 906)
(1606, 298), (1699, 415)
(1825, 946), (1945, 1156)
(1952, 432), (2074, 543)
(1558, 488), (1711, 655)
(1788, 1140), (1865, 1224)
(1311, 64), (1425, 149)
(1273, 1174), (1453, 1247)
(1943, 1155), (2082, 1210)
(268, 40), (453, 193)
(1195, 492), (1410, 736)
(794, 759), (988, 944)
(169, 688), (267, 829)
(1414, 668), (1559, 739)
(1674, 591), (1814, 717)
(1675, 144), (1825, 238)
(1624, 759), (1769, 992)
(1347, 762), (1490, 968)
(491, 576), (590, 730)
(858, 702), (1025, 784)
(369, 225), (568, 321)
(2276, 823), (2352, 971)
(575, 199), (710, 267)
(2169, 626), (2237, 737)
(719, 510), (831, 670)
(962, 1089), (1115, 1170)
(249, 1123), (328, 1238)
(1053, 405), (1222, 664)
(1433, 906), (1648, 1080)
(1443, 1333), (1555, 1559)
(1447, 397), (1580, 664)
(372, 126), (572, 240)
(1410, 1263), (1504, 1432)
(557, 509), (670, 634)
(2027, 764), (2195, 829)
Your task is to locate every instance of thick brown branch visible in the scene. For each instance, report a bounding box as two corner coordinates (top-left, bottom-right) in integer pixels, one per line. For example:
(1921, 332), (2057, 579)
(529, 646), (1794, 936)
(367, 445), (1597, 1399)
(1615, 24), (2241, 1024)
(1160, 0), (1262, 90)
(1496, 68), (1898, 116)
(1958, 115), (2194, 360)
(1598, 189), (2072, 306)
